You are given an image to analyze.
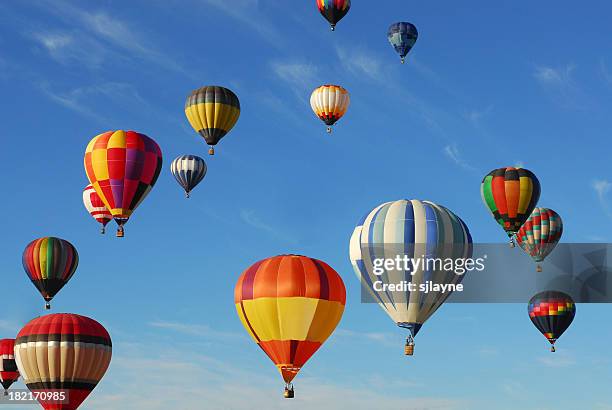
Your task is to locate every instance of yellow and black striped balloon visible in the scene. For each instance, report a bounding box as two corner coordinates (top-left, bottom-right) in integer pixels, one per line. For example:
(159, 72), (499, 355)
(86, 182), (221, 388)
(185, 86), (240, 155)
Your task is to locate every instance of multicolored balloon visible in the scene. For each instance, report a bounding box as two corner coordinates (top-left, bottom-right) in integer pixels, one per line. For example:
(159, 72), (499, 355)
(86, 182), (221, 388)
(22, 237), (78, 310)
(170, 155), (207, 198)
(0, 339), (19, 395)
(316, 0), (350, 31)
(528, 291), (575, 352)
(310, 85), (350, 133)
(516, 208), (563, 272)
(82, 184), (112, 234)
(350, 199), (472, 355)
(15, 314), (112, 410)
(84, 130), (163, 237)
(481, 167), (540, 246)
(387, 22), (418, 63)
(235, 255), (346, 398)
(184, 86), (240, 155)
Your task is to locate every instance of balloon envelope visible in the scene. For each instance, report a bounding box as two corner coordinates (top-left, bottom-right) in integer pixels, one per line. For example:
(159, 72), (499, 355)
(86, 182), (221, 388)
(184, 86), (240, 154)
(310, 85), (350, 131)
(387, 22), (418, 62)
(15, 314), (112, 410)
(0, 339), (19, 393)
(22, 237), (78, 307)
(83, 184), (112, 232)
(84, 130), (163, 234)
(316, 0), (350, 30)
(516, 208), (563, 265)
(235, 255), (346, 384)
(528, 291), (575, 348)
(170, 155), (207, 197)
(481, 167), (540, 237)
(350, 199), (472, 339)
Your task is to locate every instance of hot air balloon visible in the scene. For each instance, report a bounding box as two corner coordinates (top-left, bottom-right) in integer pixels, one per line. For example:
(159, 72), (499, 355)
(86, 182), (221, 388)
(0, 339), (19, 396)
(316, 0), (350, 31)
(349, 199), (472, 355)
(516, 208), (563, 272)
(14, 314), (112, 410)
(235, 255), (346, 398)
(84, 130), (163, 237)
(170, 155), (207, 198)
(387, 22), (418, 63)
(185, 86), (240, 155)
(528, 291), (575, 352)
(310, 85), (350, 133)
(82, 185), (112, 234)
(22, 237), (78, 310)
(481, 167), (540, 247)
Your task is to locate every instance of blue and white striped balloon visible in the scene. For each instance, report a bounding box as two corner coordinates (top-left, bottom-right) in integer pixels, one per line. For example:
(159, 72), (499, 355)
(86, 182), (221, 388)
(349, 199), (472, 347)
(170, 155), (207, 198)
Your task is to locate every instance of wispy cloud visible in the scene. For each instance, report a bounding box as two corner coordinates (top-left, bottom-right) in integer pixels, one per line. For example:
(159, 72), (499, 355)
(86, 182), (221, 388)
(335, 328), (397, 347)
(240, 209), (297, 244)
(465, 106), (493, 128)
(27, 2), (186, 74)
(200, 0), (283, 49)
(533, 64), (590, 109)
(149, 321), (244, 341)
(593, 179), (612, 218)
(534, 64), (575, 85)
(270, 61), (319, 100)
(600, 59), (612, 87)
(336, 46), (383, 80)
(444, 143), (475, 171)
(537, 350), (576, 367)
(88, 344), (462, 410)
(38, 81), (150, 122)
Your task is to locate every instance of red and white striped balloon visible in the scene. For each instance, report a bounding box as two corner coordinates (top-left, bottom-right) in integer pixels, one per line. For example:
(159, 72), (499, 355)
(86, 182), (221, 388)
(83, 185), (112, 233)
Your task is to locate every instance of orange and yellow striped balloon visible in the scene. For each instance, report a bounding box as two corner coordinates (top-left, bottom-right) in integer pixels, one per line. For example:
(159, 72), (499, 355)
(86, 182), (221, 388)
(234, 255), (345, 395)
(310, 85), (350, 133)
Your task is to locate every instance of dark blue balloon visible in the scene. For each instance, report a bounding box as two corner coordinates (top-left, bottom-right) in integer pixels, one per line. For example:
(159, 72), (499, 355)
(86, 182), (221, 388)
(387, 22), (419, 63)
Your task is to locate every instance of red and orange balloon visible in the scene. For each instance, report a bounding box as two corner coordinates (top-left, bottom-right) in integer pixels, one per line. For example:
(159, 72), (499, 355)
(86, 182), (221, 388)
(234, 255), (346, 398)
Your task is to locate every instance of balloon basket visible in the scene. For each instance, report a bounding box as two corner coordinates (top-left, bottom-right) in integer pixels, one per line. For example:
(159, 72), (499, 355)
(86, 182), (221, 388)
(284, 385), (294, 399)
(536, 265), (542, 272)
(208, 147), (215, 155)
(116, 229), (124, 238)
(401, 58), (405, 64)
(550, 345), (556, 353)
(100, 226), (105, 234)
(3, 390), (7, 396)
(404, 344), (414, 356)
(509, 238), (515, 248)
(326, 126), (332, 133)
(185, 191), (190, 199)
(45, 302), (51, 310)
(330, 25), (336, 31)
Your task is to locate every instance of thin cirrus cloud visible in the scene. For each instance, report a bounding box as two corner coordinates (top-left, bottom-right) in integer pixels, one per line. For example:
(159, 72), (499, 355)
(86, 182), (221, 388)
(87, 337), (461, 410)
(533, 63), (591, 110)
(37, 81), (152, 124)
(336, 46), (383, 81)
(149, 321), (245, 341)
(593, 179), (612, 218)
(240, 209), (298, 244)
(25, 1), (187, 74)
(444, 143), (476, 171)
(270, 60), (320, 100)
(199, 0), (284, 49)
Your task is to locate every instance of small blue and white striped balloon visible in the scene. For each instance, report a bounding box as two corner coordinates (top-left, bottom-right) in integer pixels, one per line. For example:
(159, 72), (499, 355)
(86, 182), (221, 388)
(170, 155), (207, 198)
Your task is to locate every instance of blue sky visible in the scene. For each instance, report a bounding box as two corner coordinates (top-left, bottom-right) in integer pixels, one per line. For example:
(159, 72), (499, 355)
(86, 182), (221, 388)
(1, 1), (612, 409)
